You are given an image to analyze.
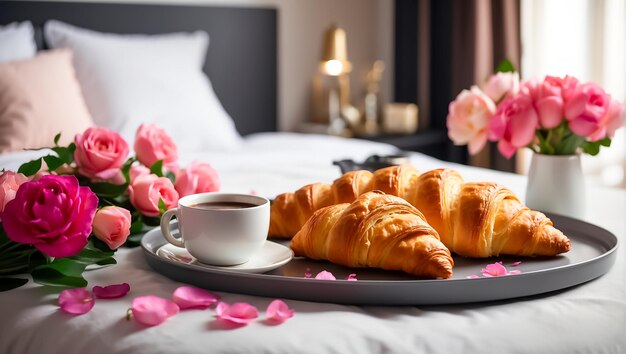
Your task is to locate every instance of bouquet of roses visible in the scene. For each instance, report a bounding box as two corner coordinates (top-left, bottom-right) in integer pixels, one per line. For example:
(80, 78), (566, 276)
(447, 60), (624, 158)
(0, 124), (220, 291)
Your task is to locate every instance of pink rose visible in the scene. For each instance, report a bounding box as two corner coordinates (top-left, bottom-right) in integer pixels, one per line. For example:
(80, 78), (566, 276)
(446, 86), (497, 155)
(564, 82), (611, 137)
(588, 100), (625, 141)
(0, 171), (28, 214)
(1, 175), (98, 258)
(129, 165), (151, 183)
(128, 174), (179, 217)
(74, 127), (129, 180)
(546, 75), (579, 101)
(134, 124), (179, 172)
(488, 93), (539, 159)
(92, 206), (131, 250)
(481, 72), (520, 102)
(522, 78), (564, 129)
(175, 162), (221, 197)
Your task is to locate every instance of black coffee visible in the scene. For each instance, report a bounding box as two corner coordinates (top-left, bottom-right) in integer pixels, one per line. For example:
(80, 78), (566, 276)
(190, 201), (257, 210)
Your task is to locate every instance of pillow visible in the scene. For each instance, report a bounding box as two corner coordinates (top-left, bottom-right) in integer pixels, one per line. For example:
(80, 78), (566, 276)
(0, 49), (95, 153)
(0, 21), (37, 62)
(44, 20), (242, 151)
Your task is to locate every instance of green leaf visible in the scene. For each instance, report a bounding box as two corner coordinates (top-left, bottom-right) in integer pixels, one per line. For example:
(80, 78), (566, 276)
(43, 155), (65, 171)
(158, 198), (168, 214)
(95, 257), (117, 266)
(582, 141), (602, 156)
(90, 237), (114, 253)
(53, 133), (61, 145)
(143, 216), (160, 227)
(90, 182), (129, 198)
(557, 134), (585, 155)
(17, 158), (42, 176)
(52, 144), (76, 165)
(0, 277), (29, 292)
(597, 137), (611, 147)
(495, 58), (515, 73)
(150, 160), (164, 177)
(31, 267), (87, 288)
(165, 171), (176, 184)
(38, 258), (88, 276)
(124, 233), (144, 248)
(130, 214), (144, 234)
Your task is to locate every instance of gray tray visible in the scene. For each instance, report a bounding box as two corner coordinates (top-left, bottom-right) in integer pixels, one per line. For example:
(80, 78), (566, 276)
(141, 213), (618, 305)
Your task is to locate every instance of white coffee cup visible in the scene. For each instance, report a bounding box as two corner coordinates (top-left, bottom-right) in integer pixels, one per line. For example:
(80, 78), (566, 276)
(160, 192), (270, 266)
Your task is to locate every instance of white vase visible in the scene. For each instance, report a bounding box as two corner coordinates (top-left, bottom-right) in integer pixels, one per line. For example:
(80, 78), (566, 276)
(525, 153), (586, 219)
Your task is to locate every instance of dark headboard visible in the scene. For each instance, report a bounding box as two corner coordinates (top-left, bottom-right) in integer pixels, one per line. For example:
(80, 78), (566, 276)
(0, 1), (278, 135)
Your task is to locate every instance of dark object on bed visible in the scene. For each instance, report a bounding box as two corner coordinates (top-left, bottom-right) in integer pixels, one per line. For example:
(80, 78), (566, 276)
(333, 154), (410, 174)
(0, 1), (277, 136)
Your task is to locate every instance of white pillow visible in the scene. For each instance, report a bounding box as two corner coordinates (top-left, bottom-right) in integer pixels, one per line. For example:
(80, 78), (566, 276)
(0, 21), (37, 62)
(44, 20), (242, 151)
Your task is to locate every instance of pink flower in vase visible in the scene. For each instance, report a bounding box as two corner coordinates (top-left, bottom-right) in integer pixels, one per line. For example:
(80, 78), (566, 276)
(522, 77), (565, 129)
(488, 93), (539, 159)
(74, 127), (129, 180)
(134, 124), (179, 172)
(446, 86), (497, 155)
(1, 175), (98, 258)
(588, 100), (625, 142)
(481, 71), (520, 102)
(564, 82), (611, 137)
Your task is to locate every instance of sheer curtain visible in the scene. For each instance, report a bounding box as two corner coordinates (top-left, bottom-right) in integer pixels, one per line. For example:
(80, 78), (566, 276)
(520, 0), (626, 187)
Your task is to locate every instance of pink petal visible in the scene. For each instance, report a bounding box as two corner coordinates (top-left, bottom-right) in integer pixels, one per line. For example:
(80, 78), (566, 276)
(481, 262), (508, 277)
(303, 268), (312, 279)
(173, 286), (220, 310)
(314, 270), (336, 280)
(92, 283), (130, 299)
(59, 288), (95, 315)
(131, 296), (180, 326)
(266, 299), (294, 324)
(466, 275), (480, 279)
(215, 302), (259, 326)
(346, 273), (358, 281)
(511, 261), (522, 267)
(508, 270), (522, 275)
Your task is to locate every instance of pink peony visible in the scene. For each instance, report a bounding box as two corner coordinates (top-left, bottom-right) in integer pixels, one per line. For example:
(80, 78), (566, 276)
(522, 77), (565, 129)
(174, 161), (221, 197)
(128, 173), (179, 217)
(588, 100), (625, 142)
(488, 93), (539, 159)
(74, 127), (129, 180)
(92, 206), (131, 250)
(1, 175), (98, 258)
(134, 124), (179, 172)
(564, 82), (611, 137)
(0, 171), (28, 214)
(481, 72), (520, 102)
(446, 86), (496, 155)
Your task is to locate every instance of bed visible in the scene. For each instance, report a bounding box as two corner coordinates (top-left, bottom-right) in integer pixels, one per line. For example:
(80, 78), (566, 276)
(0, 2), (624, 353)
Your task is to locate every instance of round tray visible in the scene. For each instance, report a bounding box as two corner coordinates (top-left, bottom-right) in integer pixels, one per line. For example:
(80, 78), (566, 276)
(141, 213), (618, 305)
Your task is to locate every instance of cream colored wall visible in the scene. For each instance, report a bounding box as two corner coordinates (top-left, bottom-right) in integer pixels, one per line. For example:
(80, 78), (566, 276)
(39, 0), (394, 132)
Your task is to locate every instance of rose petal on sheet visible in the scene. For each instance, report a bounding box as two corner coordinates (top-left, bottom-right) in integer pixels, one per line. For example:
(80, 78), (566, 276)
(266, 299), (294, 324)
(92, 283), (130, 299)
(508, 270), (522, 275)
(481, 262), (508, 277)
(59, 288), (95, 315)
(215, 302), (258, 326)
(131, 296), (179, 326)
(314, 270), (336, 280)
(173, 286), (220, 310)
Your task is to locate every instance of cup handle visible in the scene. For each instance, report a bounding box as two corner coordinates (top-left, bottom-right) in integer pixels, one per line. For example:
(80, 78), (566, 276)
(160, 208), (185, 248)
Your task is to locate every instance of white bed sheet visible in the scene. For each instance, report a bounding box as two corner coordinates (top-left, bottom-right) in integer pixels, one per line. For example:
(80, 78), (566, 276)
(0, 132), (624, 354)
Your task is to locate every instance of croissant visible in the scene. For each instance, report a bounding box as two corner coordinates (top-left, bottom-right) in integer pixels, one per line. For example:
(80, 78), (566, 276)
(271, 165), (571, 258)
(290, 191), (454, 279)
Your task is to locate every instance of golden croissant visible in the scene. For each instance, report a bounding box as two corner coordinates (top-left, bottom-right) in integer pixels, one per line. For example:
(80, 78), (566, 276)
(290, 191), (454, 279)
(271, 165), (571, 258)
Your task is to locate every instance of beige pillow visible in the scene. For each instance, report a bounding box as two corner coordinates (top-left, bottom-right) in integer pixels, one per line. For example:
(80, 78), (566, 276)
(0, 49), (94, 152)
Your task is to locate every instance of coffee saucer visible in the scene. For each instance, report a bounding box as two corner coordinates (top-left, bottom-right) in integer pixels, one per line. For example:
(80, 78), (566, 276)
(156, 241), (294, 274)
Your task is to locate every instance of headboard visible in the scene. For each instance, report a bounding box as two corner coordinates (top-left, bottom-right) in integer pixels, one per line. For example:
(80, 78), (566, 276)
(0, 1), (278, 136)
